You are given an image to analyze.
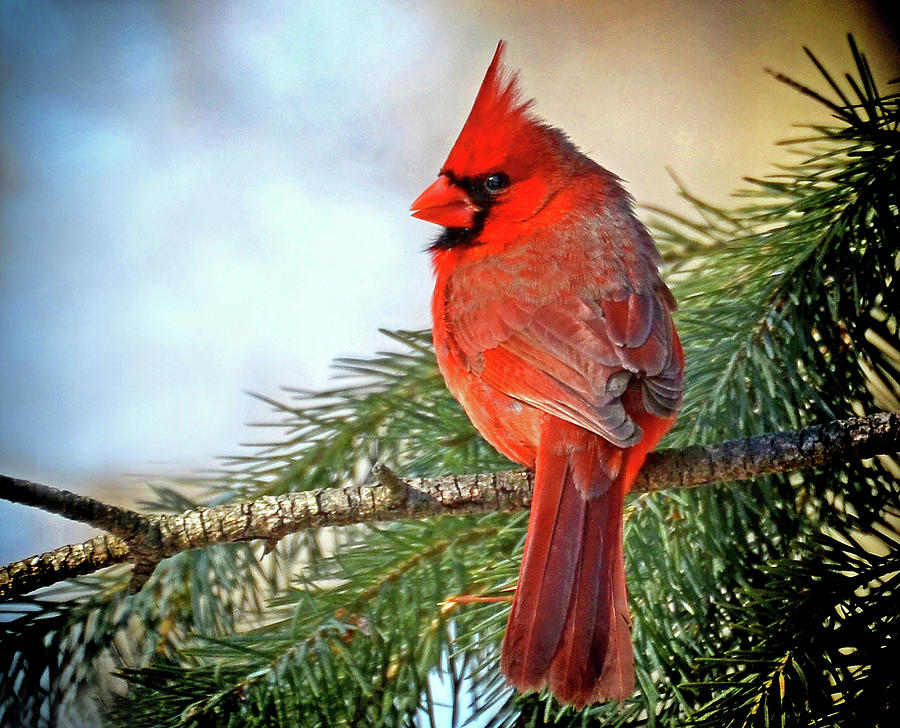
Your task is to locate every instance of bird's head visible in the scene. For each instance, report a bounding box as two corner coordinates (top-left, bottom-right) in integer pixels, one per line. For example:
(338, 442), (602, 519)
(411, 42), (580, 246)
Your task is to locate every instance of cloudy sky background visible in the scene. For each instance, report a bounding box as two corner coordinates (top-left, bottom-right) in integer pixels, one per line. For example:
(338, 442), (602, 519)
(1, 1), (896, 561)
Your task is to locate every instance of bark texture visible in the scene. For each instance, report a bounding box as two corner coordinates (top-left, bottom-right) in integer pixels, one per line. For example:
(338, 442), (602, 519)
(2, 412), (897, 599)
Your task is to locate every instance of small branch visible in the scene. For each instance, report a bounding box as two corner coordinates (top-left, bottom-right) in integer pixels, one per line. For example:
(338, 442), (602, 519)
(1, 413), (897, 600)
(0, 475), (146, 538)
(1, 534), (131, 598)
(631, 410), (899, 494)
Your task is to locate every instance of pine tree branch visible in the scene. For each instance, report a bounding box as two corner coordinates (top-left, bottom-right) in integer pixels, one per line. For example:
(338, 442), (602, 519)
(1, 412), (897, 600)
(1, 474), (147, 536)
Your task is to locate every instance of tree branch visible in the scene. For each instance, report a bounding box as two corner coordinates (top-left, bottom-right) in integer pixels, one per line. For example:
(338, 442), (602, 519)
(2, 412), (897, 600)
(1, 474), (148, 536)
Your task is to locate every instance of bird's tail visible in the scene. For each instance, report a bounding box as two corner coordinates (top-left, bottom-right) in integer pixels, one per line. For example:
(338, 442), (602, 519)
(500, 414), (668, 707)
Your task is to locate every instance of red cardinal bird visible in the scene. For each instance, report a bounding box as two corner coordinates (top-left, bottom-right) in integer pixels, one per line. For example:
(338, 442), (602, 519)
(411, 43), (683, 707)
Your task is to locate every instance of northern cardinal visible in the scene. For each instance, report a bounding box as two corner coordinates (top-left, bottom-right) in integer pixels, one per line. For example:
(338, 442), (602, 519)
(411, 43), (683, 707)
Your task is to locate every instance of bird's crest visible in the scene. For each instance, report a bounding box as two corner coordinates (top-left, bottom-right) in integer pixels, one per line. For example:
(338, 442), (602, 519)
(443, 42), (538, 176)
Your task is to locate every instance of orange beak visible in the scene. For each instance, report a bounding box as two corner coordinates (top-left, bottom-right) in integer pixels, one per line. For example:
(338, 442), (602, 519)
(411, 174), (480, 228)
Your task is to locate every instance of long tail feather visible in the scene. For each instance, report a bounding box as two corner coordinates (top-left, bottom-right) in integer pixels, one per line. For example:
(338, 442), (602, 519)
(500, 419), (636, 706)
(500, 444), (581, 687)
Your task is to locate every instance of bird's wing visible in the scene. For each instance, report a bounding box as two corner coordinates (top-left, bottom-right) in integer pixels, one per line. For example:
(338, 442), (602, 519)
(449, 287), (683, 449)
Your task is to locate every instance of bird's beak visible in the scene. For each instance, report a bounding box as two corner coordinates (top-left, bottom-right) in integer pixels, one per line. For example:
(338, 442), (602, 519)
(411, 174), (480, 228)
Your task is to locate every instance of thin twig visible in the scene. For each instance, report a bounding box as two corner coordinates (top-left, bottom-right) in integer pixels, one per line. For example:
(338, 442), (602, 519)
(0, 475), (147, 537)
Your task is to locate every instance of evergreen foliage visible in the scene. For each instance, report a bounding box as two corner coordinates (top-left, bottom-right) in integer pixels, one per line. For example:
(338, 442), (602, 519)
(1, 37), (897, 727)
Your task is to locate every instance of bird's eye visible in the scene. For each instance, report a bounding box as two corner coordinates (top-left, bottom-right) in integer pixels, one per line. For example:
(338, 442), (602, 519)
(483, 173), (509, 194)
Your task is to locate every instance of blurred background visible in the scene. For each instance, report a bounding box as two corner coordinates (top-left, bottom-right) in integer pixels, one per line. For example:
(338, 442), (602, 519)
(1, 1), (897, 563)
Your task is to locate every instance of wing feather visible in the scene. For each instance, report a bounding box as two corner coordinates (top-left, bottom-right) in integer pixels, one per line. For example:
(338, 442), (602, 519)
(449, 286), (681, 447)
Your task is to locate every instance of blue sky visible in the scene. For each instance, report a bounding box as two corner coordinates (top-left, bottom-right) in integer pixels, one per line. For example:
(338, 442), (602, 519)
(1, 1), (436, 478)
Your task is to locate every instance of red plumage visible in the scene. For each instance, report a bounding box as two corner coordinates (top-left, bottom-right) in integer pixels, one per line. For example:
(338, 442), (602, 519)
(412, 42), (683, 707)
